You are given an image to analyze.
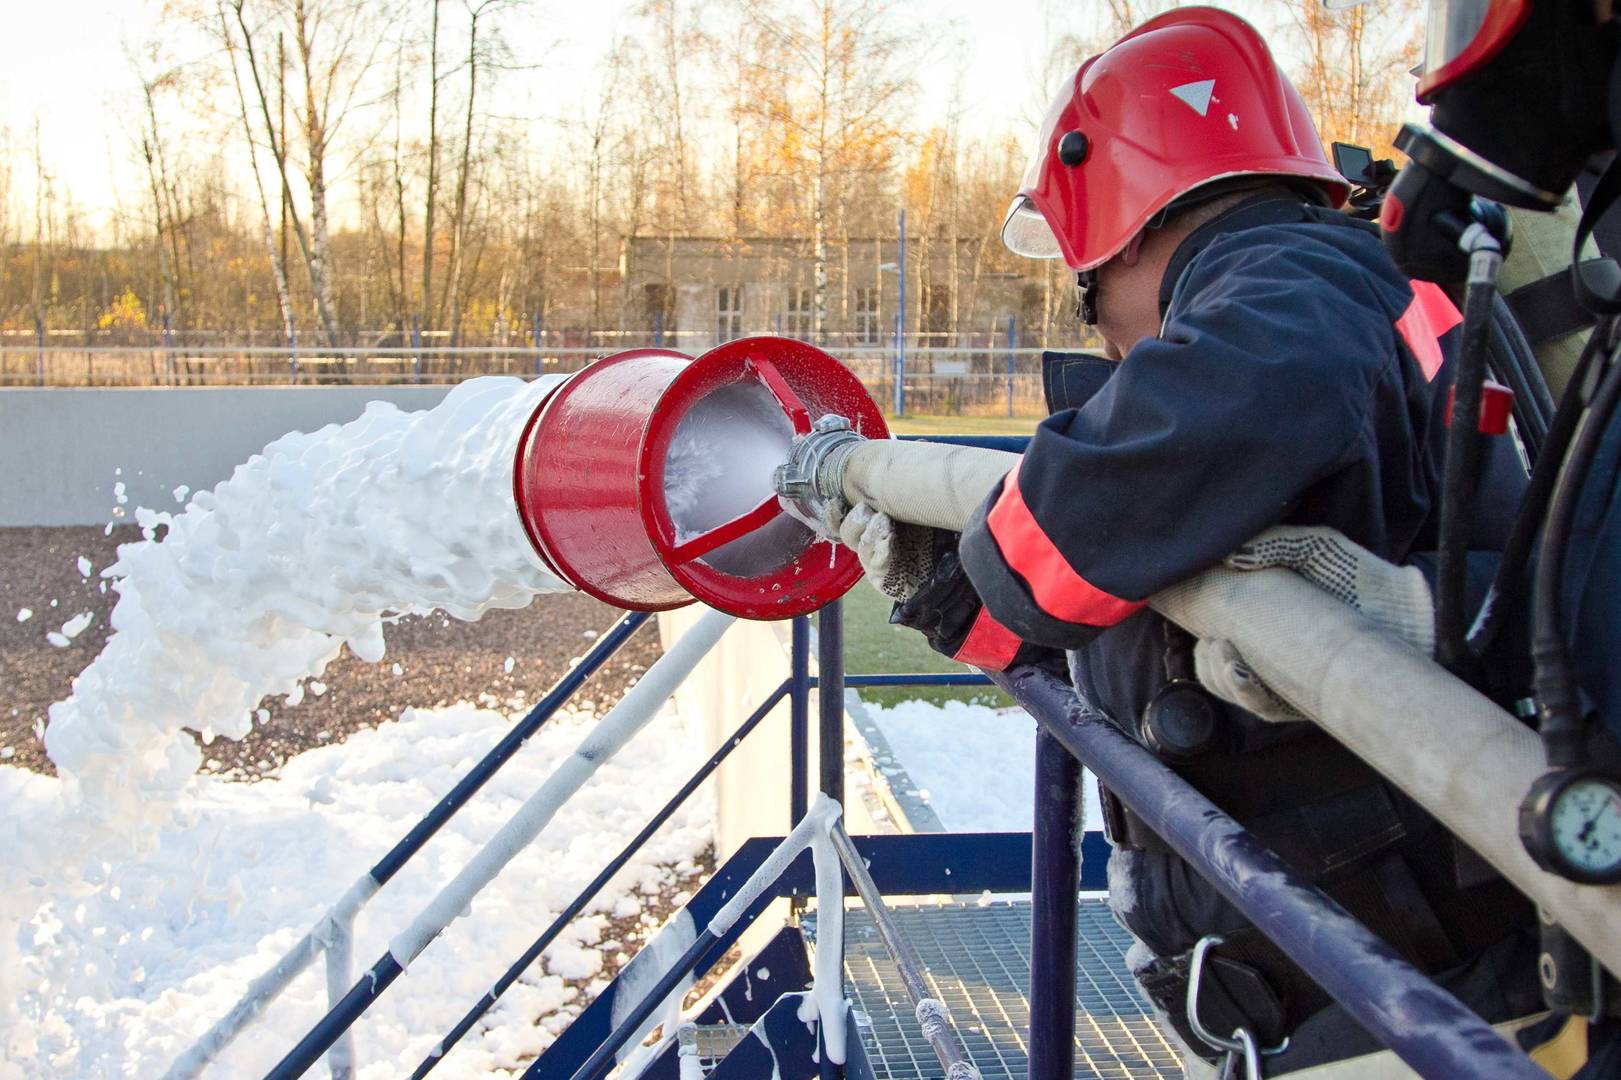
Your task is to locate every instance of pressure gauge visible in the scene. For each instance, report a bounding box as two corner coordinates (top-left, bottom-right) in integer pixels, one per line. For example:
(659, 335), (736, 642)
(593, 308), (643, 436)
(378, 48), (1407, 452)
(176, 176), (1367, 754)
(1519, 770), (1621, 885)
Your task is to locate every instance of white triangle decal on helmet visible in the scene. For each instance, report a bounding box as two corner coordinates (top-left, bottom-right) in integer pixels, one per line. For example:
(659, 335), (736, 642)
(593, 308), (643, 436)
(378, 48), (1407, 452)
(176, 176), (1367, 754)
(1169, 79), (1216, 117)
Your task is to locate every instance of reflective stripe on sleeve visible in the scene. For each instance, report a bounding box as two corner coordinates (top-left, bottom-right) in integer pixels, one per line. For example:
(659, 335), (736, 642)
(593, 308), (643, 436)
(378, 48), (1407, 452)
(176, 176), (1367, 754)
(950, 606), (1024, 670)
(984, 460), (1145, 627)
(1396, 281), (1462, 382)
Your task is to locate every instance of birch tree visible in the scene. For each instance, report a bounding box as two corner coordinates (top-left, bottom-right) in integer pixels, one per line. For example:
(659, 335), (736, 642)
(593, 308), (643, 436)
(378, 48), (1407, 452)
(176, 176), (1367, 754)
(745, 0), (914, 343)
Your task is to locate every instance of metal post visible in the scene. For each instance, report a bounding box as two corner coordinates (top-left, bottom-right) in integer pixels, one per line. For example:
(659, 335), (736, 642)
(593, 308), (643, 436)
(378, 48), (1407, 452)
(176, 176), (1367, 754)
(818, 601), (844, 806)
(35, 315), (44, 387)
(289, 325), (299, 384)
(323, 914), (356, 1080)
(653, 309), (663, 348)
(1006, 314), (1017, 418)
(816, 600), (846, 1080)
(791, 616), (810, 826)
(1028, 728), (1081, 1080)
(532, 313), (543, 376)
(412, 315), (423, 384)
(896, 208), (907, 418)
(162, 312), (174, 386)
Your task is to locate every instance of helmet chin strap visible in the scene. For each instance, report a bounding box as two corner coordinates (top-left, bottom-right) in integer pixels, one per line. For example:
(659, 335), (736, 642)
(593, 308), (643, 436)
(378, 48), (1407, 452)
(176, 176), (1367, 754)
(1075, 270), (1100, 325)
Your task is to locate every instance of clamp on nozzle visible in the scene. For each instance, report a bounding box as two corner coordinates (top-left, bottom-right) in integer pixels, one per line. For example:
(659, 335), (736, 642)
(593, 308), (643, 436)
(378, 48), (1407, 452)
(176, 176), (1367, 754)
(773, 413), (867, 535)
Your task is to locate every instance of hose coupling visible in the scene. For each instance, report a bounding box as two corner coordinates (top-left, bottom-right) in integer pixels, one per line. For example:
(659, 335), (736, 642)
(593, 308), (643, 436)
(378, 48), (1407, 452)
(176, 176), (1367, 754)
(773, 413), (867, 529)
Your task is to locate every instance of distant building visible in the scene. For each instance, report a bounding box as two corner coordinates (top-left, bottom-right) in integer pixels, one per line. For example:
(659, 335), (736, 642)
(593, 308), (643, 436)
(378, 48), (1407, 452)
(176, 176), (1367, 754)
(619, 235), (1045, 357)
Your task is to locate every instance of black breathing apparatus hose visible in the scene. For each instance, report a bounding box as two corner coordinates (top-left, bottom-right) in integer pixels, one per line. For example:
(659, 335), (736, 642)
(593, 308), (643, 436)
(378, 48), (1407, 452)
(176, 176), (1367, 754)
(1532, 324), (1621, 767)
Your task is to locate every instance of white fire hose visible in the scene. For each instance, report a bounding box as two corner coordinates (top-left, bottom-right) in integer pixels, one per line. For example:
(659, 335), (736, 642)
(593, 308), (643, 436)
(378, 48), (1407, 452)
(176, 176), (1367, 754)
(789, 434), (1621, 977)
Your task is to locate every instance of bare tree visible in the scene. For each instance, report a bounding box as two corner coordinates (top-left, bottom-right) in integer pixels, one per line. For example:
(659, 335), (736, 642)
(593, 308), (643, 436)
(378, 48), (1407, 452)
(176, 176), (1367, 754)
(745, 0), (916, 343)
(1271, 0), (1422, 156)
(220, 3), (296, 344)
(444, 0), (521, 345)
(422, 0), (442, 322)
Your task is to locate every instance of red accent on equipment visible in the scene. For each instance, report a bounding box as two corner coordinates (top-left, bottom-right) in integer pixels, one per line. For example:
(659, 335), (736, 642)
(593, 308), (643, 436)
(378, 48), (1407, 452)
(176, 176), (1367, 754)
(951, 607), (1024, 671)
(1380, 191), (1406, 233)
(1005, 7), (1349, 271)
(1445, 380), (1516, 435)
(984, 460), (1146, 627)
(1416, 0), (1532, 103)
(1396, 282), (1463, 382)
(514, 337), (889, 620)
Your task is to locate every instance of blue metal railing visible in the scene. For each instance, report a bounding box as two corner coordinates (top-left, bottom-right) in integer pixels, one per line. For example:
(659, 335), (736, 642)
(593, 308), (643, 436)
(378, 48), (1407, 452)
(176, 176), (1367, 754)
(168, 611), (651, 1080)
(993, 665), (1549, 1080)
(411, 679), (791, 1076)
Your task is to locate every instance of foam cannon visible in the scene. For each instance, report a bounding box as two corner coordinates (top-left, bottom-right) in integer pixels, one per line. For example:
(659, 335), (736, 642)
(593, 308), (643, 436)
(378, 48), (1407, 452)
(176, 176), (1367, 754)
(512, 337), (891, 619)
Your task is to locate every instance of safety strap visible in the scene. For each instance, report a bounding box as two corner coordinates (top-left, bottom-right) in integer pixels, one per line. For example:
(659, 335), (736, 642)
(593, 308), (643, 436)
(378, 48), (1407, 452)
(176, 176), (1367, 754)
(1506, 272), (1599, 346)
(1571, 154), (1621, 314)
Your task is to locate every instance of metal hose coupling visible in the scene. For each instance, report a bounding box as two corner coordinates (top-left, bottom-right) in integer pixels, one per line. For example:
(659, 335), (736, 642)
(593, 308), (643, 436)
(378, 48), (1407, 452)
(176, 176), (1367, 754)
(773, 413), (867, 532)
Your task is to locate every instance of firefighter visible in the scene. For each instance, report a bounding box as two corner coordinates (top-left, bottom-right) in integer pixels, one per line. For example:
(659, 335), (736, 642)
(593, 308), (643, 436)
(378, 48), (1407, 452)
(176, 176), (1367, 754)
(841, 8), (1542, 1073)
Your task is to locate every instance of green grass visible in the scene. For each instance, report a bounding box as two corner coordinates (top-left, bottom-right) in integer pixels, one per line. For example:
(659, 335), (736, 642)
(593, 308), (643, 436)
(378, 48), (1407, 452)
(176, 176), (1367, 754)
(820, 412), (1031, 708)
(825, 582), (1013, 710)
(883, 414), (1041, 437)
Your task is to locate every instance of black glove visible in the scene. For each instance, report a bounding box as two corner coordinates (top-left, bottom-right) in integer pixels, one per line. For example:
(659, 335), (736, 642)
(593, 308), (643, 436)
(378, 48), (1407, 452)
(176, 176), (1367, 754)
(891, 531), (1068, 675)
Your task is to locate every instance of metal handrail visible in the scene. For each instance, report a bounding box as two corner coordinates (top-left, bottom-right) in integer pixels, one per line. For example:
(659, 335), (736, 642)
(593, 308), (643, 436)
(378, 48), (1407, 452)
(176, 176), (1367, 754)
(828, 823), (981, 1080)
(410, 679), (792, 1076)
(164, 611), (650, 1080)
(991, 664), (1549, 1080)
(264, 609), (735, 1078)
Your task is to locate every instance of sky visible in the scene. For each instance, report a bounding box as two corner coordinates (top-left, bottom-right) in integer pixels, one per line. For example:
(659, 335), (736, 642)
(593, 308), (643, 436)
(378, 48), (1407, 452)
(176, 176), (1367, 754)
(1, 0), (1077, 233)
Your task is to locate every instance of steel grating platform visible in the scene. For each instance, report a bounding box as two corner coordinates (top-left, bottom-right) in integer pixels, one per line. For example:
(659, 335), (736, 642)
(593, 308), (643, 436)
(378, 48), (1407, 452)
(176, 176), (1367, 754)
(827, 900), (1183, 1080)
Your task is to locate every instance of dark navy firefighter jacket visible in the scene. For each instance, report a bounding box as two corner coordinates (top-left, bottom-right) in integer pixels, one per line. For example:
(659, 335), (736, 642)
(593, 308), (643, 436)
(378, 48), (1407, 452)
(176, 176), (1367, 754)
(947, 208), (1538, 1062)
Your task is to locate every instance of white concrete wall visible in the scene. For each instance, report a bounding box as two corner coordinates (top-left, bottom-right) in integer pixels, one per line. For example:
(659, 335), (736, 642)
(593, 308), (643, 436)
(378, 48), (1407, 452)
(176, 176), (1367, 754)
(0, 386), (454, 526)
(658, 607), (882, 862)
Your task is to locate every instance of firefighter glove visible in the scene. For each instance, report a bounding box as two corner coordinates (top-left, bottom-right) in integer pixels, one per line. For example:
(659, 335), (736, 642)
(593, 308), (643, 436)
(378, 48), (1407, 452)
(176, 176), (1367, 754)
(1192, 525), (1436, 725)
(838, 502), (937, 602)
(1225, 525), (1436, 656)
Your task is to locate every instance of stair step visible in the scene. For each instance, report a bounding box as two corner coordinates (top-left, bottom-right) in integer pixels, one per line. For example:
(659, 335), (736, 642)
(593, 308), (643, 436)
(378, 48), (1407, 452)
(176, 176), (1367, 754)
(813, 899), (1184, 1079)
(677, 1022), (755, 1074)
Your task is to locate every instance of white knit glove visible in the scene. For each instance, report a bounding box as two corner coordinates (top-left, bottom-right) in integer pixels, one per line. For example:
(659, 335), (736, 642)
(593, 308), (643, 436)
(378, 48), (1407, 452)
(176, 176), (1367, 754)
(1194, 638), (1308, 724)
(837, 502), (936, 603)
(1193, 525), (1436, 724)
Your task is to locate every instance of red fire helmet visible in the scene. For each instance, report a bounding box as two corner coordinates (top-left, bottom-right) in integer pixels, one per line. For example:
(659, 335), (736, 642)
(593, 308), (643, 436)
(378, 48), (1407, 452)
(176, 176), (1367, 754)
(1003, 7), (1351, 271)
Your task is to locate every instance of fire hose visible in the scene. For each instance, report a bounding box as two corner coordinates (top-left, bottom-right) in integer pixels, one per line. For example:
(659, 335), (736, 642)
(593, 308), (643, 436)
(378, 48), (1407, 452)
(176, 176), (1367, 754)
(776, 429), (1621, 977)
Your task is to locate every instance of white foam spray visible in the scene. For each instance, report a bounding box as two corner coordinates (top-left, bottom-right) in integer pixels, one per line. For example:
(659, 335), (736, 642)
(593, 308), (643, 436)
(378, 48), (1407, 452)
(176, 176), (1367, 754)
(47, 375), (566, 821)
(4, 376), (568, 1021)
(662, 380), (812, 576)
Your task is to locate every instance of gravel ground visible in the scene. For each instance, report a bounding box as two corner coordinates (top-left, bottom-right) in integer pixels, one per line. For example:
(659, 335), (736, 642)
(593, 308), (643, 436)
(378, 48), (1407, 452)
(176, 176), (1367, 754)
(0, 525), (665, 778)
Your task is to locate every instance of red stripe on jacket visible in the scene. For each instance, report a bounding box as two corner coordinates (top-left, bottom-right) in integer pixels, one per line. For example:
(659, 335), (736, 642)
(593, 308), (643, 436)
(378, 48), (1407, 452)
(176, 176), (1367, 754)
(1396, 281), (1462, 382)
(951, 607), (1024, 670)
(984, 459), (1146, 627)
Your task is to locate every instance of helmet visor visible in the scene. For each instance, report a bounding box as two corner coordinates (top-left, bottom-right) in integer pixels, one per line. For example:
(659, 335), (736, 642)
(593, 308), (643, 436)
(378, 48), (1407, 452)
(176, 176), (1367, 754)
(1001, 195), (1064, 259)
(1416, 0), (1530, 100)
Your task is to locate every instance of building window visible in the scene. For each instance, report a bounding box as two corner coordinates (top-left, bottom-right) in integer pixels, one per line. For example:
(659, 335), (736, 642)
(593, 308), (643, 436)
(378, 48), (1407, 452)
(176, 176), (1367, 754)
(717, 285), (742, 342)
(786, 287), (813, 340)
(644, 283), (673, 339)
(855, 286), (880, 345)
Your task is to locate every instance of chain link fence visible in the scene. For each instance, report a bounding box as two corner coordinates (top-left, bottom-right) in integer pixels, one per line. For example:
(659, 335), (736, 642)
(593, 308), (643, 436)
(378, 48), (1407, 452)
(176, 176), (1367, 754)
(0, 332), (1060, 417)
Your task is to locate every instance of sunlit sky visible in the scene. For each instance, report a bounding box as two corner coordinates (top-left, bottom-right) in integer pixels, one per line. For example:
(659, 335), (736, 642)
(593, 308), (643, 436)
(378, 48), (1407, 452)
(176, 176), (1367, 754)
(2, 1), (1422, 235)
